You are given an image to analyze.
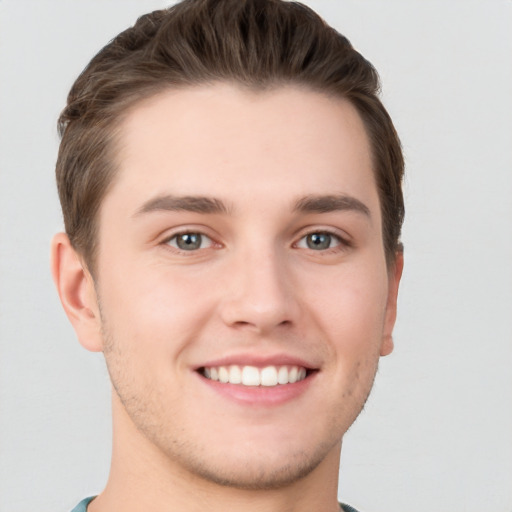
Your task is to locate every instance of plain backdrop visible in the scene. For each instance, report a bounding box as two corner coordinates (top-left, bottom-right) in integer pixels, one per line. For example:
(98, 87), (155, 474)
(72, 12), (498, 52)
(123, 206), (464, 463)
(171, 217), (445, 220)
(1, 1), (511, 511)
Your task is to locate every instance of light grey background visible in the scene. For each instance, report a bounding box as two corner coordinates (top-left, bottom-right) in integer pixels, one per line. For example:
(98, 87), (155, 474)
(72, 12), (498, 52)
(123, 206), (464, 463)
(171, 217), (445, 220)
(1, 1), (511, 511)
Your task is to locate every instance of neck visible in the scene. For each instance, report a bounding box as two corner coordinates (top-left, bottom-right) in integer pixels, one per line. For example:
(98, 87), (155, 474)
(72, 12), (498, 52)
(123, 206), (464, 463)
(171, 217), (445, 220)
(89, 393), (342, 512)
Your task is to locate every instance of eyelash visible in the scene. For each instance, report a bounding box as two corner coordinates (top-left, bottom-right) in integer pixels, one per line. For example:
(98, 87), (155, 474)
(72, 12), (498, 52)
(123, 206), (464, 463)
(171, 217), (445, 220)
(160, 228), (351, 254)
(294, 229), (351, 253)
(163, 231), (217, 253)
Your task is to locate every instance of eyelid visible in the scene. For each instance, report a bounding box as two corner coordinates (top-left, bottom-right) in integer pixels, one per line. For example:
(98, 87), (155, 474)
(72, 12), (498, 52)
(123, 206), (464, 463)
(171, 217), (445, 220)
(159, 226), (222, 253)
(167, 232), (214, 249)
(293, 227), (352, 250)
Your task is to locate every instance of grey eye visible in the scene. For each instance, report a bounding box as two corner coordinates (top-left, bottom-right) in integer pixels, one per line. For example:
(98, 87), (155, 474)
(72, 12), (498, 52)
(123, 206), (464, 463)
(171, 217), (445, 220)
(168, 233), (212, 251)
(296, 232), (341, 251)
(306, 232), (332, 250)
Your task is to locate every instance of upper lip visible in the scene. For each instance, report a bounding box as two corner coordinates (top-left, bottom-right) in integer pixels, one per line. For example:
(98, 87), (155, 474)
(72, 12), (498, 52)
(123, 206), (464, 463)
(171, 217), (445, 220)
(195, 353), (319, 371)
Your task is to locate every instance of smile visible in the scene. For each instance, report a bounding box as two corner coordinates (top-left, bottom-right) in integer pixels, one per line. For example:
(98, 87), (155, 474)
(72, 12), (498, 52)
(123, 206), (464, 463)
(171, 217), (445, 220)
(200, 365), (308, 387)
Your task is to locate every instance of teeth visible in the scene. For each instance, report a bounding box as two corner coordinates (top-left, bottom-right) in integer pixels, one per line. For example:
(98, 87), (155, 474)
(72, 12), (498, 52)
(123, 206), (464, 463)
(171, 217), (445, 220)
(260, 366), (278, 386)
(202, 365), (308, 387)
(218, 366), (229, 383)
(229, 365), (242, 384)
(277, 366), (289, 384)
(242, 366), (260, 386)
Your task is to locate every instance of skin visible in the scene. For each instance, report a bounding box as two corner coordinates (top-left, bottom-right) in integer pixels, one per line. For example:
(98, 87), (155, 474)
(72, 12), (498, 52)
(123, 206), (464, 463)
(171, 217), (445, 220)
(52, 84), (403, 512)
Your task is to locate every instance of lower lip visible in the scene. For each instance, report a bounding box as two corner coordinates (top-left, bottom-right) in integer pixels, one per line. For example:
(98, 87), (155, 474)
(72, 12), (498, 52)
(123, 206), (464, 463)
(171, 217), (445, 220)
(197, 372), (317, 406)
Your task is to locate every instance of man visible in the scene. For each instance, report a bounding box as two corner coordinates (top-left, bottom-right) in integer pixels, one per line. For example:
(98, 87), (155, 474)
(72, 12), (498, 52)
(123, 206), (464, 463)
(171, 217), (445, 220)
(51, 0), (404, 511)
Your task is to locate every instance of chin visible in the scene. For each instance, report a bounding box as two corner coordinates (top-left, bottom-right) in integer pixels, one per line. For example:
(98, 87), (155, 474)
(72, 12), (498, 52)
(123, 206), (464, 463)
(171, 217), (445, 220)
(157, 430), (341, 491)
(178, 449), (330, 490)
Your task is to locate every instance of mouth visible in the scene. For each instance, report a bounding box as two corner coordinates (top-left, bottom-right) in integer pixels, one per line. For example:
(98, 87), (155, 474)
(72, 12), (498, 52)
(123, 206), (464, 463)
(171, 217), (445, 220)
(198, 364), (313, 387)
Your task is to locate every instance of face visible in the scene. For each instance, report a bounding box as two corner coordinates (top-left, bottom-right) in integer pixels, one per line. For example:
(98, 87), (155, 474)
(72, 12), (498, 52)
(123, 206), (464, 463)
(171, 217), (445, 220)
(76, 84), (401, 489)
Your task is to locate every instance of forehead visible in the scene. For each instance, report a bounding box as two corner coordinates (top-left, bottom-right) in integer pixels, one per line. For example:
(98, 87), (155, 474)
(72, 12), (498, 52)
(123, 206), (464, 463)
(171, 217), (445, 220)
(108, 84), (379, 216)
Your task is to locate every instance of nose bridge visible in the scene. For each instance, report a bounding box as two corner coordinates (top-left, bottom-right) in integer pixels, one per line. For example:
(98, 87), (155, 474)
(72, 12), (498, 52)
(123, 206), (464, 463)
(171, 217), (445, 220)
(220, 239), (298, 332)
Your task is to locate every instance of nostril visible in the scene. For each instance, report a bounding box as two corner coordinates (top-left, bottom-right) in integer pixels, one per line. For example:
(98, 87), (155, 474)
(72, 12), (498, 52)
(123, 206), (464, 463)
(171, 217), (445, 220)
(232, 320), (253, 328)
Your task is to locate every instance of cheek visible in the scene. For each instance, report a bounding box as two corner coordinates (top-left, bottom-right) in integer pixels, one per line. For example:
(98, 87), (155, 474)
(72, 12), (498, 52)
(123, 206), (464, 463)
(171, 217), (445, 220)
(305, 263), (389, 344)
(98, 262), (217, 357)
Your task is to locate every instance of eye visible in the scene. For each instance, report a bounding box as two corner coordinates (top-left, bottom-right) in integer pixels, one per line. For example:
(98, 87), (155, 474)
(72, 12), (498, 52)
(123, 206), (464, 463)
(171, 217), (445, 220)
(166, 232), (214, 251)
(296, 232), (342, 251)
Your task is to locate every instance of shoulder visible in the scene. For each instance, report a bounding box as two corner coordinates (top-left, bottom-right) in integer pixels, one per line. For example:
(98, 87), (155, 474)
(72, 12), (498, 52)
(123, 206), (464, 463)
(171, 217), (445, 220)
(340, 504), (361, 512)
(71, 498), (360, 512)
(70, 497), (95, 512)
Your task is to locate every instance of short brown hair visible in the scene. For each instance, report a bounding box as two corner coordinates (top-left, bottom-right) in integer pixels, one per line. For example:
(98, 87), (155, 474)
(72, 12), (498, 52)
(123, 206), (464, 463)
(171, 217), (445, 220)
(56, 0), (404, 273)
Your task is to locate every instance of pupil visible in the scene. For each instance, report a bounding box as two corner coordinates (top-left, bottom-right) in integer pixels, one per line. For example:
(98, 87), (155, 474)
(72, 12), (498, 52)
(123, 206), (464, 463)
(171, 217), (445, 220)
(307, 233), (331, 250)
(177, 233), (201, 250)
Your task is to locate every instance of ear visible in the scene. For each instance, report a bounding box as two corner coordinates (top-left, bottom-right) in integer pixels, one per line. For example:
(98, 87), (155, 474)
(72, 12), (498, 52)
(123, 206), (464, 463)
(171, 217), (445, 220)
(51, 233), (103, 352)
(380, 251), (404, 357)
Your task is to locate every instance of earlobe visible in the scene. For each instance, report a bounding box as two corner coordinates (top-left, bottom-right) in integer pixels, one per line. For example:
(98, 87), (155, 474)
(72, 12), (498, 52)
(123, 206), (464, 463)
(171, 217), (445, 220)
(380, 334), (394, 357)
(380, 251), (404, 357)
(50, 233), (103, 352)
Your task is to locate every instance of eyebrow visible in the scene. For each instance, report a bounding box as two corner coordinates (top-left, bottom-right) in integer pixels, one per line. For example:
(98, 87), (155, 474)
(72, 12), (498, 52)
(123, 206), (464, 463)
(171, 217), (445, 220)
(134, 193), (370, 219)
(134, 195), (230, 216)
(293, 194), (371, 218)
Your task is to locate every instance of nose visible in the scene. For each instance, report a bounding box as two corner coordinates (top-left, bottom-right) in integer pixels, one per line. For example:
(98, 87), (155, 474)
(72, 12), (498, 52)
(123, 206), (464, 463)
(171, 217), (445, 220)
(219, 247), (300, 335)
